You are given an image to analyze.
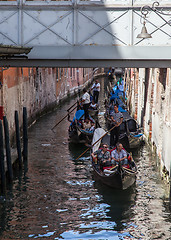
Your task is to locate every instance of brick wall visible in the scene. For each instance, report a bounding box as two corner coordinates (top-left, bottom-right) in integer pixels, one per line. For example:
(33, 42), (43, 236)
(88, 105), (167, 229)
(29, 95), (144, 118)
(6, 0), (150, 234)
(126, 67), (171, 179)
(0, 67), (95, 140)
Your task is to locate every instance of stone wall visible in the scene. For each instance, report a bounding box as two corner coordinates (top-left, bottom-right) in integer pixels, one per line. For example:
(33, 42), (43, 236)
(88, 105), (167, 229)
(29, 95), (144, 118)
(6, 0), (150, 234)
(126, 68), (171, 180)
(0, 67), (99, 141)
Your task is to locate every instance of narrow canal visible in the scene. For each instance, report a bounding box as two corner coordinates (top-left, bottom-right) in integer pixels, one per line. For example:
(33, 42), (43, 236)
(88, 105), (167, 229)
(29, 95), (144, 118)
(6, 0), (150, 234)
(0, 77), (171, 239)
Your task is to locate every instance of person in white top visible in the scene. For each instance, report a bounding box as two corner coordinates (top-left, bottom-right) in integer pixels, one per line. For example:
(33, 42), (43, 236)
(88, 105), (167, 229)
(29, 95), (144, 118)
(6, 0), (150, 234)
(81, 88), (90, 119)
(89, 100), (98, 110)
(91, 79), (100, 103)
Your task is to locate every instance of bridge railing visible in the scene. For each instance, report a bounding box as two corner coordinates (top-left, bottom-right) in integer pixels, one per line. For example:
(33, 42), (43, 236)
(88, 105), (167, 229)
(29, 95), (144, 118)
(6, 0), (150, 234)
(0, 0), (170, 67)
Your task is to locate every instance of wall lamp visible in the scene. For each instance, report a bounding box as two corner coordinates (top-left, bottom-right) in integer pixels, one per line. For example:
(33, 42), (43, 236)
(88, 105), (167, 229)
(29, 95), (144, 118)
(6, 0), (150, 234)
(137, 1), (171, 39)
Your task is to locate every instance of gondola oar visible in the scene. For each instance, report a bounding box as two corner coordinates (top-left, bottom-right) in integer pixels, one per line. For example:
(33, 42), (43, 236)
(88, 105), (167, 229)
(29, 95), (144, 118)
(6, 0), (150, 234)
(109, 165), (136, 173)
(76, 125), (117, 160)
(109, 165), (117, 171)
(122, 167), (136, 173)
(51, 104), (78, 131)
(67, 100), (79, 112)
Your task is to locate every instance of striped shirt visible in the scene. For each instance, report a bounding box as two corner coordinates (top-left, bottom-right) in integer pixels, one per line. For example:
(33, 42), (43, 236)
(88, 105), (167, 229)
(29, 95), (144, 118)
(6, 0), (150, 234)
(110, 111), (123, 124)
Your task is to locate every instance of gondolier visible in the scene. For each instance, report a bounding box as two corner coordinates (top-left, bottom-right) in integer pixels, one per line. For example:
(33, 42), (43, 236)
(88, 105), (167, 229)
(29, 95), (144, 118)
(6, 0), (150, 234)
(91, 79), (100, 103)
(110, 104), (123, 148)
(81, 88), (91, 119)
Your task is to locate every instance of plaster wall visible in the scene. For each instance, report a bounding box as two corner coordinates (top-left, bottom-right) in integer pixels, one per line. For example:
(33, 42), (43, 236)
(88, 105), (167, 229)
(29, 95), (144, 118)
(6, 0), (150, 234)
(162, 123), (171, 174)
(137, 68), (145, 126)
(1, 67), (95, 140)
(126, 67), (171, 178)
(2, 68), (57, 132)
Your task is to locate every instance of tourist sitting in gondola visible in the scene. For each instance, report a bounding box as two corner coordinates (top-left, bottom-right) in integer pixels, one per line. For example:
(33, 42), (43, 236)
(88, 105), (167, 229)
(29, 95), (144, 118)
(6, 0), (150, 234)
(82, 118), (91, 130)
(111, 143), (128, 167)
(82, 118), (95, 132)
(91, 143), (111, 171)
(88, 99), (99, 118)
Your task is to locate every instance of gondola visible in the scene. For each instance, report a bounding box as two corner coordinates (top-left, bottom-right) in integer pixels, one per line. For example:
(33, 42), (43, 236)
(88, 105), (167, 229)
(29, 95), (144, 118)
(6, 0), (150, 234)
(105, 110), (144, 149)
(104, 86), (143, 149)
(68, 109), (99, 144)
(109, 86), (127, 110)
(105, 82), (127, 111)
(91, 128), (137, 190)
(123, 113), (144, 149)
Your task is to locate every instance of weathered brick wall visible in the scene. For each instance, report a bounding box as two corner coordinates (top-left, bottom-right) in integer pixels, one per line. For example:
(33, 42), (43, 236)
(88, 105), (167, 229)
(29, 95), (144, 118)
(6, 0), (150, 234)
(0, 67), (95, 140)
(151, 68), (171, 177)
(126, 67), (171, 179)
(2, 67), (57, 132)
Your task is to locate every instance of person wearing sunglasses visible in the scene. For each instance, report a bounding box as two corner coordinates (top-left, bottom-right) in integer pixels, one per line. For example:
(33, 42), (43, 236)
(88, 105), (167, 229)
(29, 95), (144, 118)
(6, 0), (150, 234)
(91, 144), (111, 171)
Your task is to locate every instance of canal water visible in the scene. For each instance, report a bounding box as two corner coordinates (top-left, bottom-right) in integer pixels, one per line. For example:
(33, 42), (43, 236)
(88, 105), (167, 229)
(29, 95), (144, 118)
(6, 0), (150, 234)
(0, 77), (171, 239)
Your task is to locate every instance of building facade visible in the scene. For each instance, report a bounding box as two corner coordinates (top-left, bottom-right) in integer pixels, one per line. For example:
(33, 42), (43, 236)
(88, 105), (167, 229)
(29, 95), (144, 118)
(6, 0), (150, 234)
(126, 68), (171, 180)
(0, 67), (95, 141)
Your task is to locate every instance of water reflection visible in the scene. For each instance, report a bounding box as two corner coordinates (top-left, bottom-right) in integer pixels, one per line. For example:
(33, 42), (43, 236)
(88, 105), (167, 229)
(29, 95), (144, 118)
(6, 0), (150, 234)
(68, 142), (88, 160)
(93, 181), (136, 232)
(0, 77), (171, 239)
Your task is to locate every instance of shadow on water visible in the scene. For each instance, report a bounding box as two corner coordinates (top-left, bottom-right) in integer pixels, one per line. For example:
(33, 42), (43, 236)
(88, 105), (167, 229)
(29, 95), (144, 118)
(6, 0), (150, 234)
(0, 162), (29, 237)
(93, 181), (137, 232)
(68, 142), (89, 160)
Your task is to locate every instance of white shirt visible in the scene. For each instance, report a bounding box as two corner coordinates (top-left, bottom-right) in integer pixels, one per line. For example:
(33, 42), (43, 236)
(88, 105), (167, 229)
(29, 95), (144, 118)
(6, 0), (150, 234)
(90, 103), (97, 109)
(82, 92), (90, 104)
(92, 83), (100, 92)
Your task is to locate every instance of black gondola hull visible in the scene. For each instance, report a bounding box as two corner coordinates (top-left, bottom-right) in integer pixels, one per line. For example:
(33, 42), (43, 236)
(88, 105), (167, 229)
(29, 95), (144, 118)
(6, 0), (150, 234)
(92, 164), (136, 190)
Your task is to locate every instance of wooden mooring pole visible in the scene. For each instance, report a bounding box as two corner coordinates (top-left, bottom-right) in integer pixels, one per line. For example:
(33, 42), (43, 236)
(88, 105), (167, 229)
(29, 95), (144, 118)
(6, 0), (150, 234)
(23, 107), (28, 161)
(0, 120), (6, 193)
(15, 111), (22, 168)
(3, 116), (13, 182)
